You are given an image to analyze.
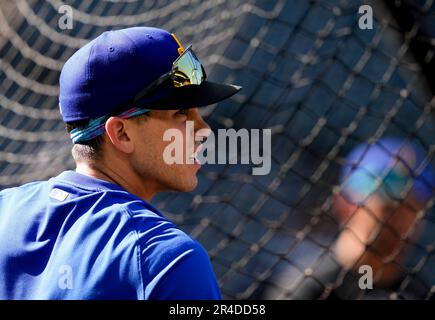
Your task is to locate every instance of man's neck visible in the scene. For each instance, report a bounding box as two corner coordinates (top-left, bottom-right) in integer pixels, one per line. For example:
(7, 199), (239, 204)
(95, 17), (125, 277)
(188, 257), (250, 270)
(75, 162), (156, 202)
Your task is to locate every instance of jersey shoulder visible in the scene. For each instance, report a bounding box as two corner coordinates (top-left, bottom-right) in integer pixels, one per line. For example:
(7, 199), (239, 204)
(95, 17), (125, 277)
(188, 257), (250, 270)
(124, 203), (220, 299)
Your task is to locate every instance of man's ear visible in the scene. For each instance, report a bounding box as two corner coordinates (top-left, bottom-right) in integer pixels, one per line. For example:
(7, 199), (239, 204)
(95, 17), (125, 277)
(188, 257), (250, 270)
(104, 117), (134, 154)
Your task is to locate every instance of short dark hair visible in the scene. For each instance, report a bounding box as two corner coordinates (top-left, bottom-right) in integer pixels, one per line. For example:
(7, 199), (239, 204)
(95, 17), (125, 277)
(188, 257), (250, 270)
(65, 120), (105, 163)
(65, 113), (149, 163)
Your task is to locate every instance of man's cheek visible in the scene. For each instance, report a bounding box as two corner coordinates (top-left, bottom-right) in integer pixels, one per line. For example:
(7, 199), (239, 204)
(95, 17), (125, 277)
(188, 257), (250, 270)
(161, 127), (190, 165)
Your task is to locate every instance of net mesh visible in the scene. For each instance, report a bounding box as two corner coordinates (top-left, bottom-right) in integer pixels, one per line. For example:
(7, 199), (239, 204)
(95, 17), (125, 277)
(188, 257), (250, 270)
(1, 0), (435, 299)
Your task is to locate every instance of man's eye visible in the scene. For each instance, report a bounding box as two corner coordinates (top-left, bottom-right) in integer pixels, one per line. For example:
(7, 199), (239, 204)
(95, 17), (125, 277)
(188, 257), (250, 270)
(175, 109), (188, 116)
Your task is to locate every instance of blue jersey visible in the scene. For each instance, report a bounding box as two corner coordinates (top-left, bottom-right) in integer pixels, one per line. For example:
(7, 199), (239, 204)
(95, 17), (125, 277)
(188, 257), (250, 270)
(0, 170), (221, 300)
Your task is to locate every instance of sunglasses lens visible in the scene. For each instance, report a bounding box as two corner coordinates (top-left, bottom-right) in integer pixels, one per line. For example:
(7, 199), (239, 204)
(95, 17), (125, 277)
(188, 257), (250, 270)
(172, 47), (205, 87)
(133, 47), (206, 104)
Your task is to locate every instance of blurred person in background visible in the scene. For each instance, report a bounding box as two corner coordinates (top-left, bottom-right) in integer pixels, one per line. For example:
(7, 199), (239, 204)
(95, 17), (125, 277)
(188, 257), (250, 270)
(332, 137), (435, 292)
(258, 137), (435, 299)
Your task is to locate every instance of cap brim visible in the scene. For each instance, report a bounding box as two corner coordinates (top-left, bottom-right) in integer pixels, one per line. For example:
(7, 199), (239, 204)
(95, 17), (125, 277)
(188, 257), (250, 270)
(141, 81), (242, 110)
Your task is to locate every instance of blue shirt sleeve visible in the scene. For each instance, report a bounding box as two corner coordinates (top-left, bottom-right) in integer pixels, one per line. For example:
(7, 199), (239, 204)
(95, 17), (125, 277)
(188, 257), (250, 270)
(127, 204), (221, 300)
(147, 243), (222, 300)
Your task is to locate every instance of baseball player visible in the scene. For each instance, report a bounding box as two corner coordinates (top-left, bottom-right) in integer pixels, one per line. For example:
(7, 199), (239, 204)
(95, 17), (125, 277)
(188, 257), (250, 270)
(0, 27), (240, 299)
(332, 137), (435, 290)
(258, 137), (435, 299)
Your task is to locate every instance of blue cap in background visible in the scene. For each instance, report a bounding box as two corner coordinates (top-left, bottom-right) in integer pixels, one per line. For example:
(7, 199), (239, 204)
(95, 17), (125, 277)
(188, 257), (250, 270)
(340, 137), (435, 204)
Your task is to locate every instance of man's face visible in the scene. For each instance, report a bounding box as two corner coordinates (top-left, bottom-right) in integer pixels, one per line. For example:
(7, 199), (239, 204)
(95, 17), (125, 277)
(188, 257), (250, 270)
(128, 108), (210, 194)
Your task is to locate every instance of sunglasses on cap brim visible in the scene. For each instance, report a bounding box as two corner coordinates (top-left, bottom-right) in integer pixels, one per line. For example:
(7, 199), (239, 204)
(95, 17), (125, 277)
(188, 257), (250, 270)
(132, 45), (206, 104)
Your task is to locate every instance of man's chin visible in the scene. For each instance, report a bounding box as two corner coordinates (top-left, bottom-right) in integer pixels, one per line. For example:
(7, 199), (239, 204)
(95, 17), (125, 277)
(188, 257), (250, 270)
(183, 176), (198, 192)
(168, 175), (198, 193)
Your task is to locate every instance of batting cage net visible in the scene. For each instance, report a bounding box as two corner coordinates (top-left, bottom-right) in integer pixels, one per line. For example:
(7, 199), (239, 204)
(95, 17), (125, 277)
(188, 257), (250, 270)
(1, 0), (435, 300)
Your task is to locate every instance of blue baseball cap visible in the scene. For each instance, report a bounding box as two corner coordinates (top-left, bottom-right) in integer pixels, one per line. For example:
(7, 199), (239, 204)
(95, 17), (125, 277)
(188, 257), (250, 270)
(59, 27), (241, 123)
(340, 137), (435, 204)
